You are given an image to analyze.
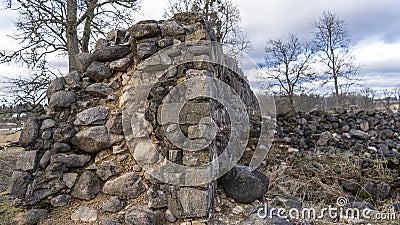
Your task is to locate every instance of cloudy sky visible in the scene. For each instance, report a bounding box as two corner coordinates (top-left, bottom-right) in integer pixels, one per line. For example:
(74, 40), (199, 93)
(1, 0), (399, 93)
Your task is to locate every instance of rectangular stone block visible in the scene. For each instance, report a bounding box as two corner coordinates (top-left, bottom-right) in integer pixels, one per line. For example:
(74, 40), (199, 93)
(16, 150), (38, 172)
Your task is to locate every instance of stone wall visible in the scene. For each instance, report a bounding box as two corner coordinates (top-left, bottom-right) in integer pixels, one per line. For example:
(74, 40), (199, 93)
(8, 13), (263, 224)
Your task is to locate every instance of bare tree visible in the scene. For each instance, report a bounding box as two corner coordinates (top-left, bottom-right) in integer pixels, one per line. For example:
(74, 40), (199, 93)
(1, 0), (141, 71)
(164, 0), (252, 55)
(264, 33), (315, 110)
(393, 85), (400, 108)
(0, 60), (55, 115)
(312, 11), (360, 102)
(359, 88), (376, 109)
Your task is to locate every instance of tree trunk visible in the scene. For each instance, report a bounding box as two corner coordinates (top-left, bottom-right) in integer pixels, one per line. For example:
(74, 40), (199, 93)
(66, 0), (80, 72)
(81, 0), (97, 53)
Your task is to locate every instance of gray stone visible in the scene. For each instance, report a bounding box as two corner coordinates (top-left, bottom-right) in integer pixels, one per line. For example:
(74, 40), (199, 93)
(106, 114), (123, 135)
(41, 129), (52, 140)
(132, 140), (159, 164)
(19, 118), (39, 147)
(65, 71), (82, 88)
(71, 171), (100, 200)
(39, 150), (52, 168)
(110, 57), (132, 71)
(19, 209), (48, 225)
(71, 206), (98, 222)
(125, 205), (156, 225)
(53, 125), (76, 143)
(96, 160), (117, 180)
(165, 209), (177, 223)
(102, 172), (145, 198)
(129, 23), (159, 39)
(93, 45), (131, 61)
(360, 121), (370, 132)
(275, 195), (302, 210)
(102, 196), (124, 212)
(86, 82), (114, 97)
(75, 53), (95, 73)
(50, 153), (91, 167)
(53, 142), (71, 153)
(50, 194), (70, 207)
(16, 150), (38, 172)
(350, 129), (369, 140)
(137, 42), (158, 59)
(95, 38), (110, 50)
(40, 119), (56, 130)
(63, 173), (78, 188)
(46, 77), (65, 98)
(240, 213), (294, 225)
(106, 29), (127, 44)
(345, 200), (374, 210)
(49, 91), (76, 110)
(223, 165), (269, 204)
(74, 106), (110, 125)
(146, 186), (167, 209)
(8, 171), (32, 198)
(85, 61), (112, 81)
(102, 216), (124, 225)
(359, 181), (391, 201)
(71, 126), (112, 153)
(167, 186), (209, 218)
(160, 21), (185, 37)
(317, 131), (332, 146)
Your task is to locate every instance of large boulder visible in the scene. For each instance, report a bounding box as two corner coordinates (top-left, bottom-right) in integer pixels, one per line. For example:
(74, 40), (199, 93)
(102, 172), (145, 198)
(223, 165), (270, 204)
(46, 77), (65, 98)
(74, 106), (110, 126)
(19, 118), (39, 147)
(128, 23), (159, 39)
(71, 171), (100, 200)
(85, 61), (112, 81)
(125, 205), (157, 225)
(71, 126), (112, 153)
(49, 91), (76, 110)
(50, 153), (91, 167)
(93, 45), (131, 61)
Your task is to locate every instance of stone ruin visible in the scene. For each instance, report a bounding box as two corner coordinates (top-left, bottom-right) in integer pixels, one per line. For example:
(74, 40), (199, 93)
(8, 13), (268, 224)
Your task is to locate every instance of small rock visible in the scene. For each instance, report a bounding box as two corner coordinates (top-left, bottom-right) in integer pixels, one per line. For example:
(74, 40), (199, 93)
(53, 142), (71, 153)
(46, 77), (65, 98)
(85, 61), (112, 81)
(93, 45), (131, 61)
(360, 121), (370, 132)
(19, 118), (39, 147)
(49, 91), (76, 110)
(102, 196), (124, 212)
(71, 206), (98, 222)
(102, 216), (124, 225)
(110, 57), (132, 71)
(8, 171), (32, 198)
(86, 82), (115, 97)
(103, 172), (145, 198)
(317, 131), (332, 146)
(96, 161), (117, 180)
(71, 171), (100, 200)
(125, 205), (156, 225)
(41, 119), (56, 130)
(232, 206), (244, 215)
(74, 106), (110, 126)
(146, 186), (167, 209)
(350, 129), (369, 140)
(75, 53), (95, 73)
(165, 209), (177, 223)
(71, 126), (112, 153)
(50, 153), (91, 167)
(19, 209), (48, 225)
(129, 23), (159, 39)
(50, 194), (70, 207)
(16, 150), (38, 172)
(63, 173), (78, 188)
(65, 71), (82, 88)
